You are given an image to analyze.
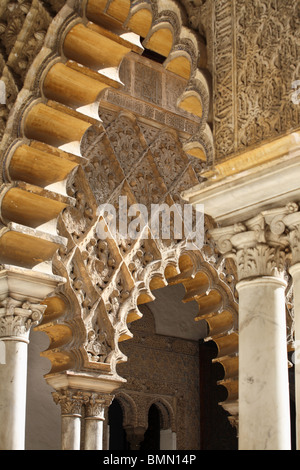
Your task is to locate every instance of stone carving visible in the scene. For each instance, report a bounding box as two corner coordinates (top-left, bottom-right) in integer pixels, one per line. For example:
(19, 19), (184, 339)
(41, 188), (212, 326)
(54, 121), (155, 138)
(208, 203), (300, 281)
(0, 297), (46, 340)
(53, 389), (114, 418)
(212, 0), (300, 160)
(104, 53), (204, 139)
(105, 112), (146, 175)
(83, 392), (114, 418)
(82, 131), (125, 207)
(62, 166), (98, 244)
(52, 389), (84, 416)
(86, 327), (111, 363)
(0, 0), (238, 421)
(0, 0), (52, 139)
(52, 125), (237, 378)
(149, 129), (189, 189)
(236, 0), (300, 151)
(233, 244), (287, 281)
(180, 0), (300, 160)
(135, 60), (162, 107)
(0, 0), (52, 79)
(213, 0), (235, 159)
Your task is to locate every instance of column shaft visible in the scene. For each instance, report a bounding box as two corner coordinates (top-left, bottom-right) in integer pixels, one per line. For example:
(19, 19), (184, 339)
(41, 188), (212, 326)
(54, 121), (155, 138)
(0, 339), (28, 449)
(289, 263), (300, 449)
(237, 276), (291, 450)
(52, 389), (83, 450)
(83, 392), (113, 450)
(85, 416), (104, 450)
(61, 415), (81, 450)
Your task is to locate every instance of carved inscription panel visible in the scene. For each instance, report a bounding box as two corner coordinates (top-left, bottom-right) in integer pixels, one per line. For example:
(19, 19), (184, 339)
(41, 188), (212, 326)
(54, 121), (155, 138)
(212, 0), (300, 159)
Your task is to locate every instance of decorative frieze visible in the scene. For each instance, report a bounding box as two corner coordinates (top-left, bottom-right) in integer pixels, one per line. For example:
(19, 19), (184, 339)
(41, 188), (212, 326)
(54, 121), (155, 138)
(186, 0), (300, 160)
(213, 0), (235, 159)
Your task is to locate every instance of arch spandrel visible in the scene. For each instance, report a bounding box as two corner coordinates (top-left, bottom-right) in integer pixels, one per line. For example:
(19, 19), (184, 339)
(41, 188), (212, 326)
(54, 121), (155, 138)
(0, 0), (238, 419)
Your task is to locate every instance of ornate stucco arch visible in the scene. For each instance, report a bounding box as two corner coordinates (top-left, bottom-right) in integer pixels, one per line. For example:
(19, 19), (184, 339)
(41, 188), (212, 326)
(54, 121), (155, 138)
(0, 0), (239, 439)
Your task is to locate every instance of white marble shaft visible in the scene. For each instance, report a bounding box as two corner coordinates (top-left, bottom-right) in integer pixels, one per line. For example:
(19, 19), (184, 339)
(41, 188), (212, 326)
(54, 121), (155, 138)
(84, 416), (104, 450)
(237, 276), (291, 450)
(61, 415), (81, 450)
(0, 266), (62, 450)
(289, 263), (300, 450)
(0, 339), (28, 449)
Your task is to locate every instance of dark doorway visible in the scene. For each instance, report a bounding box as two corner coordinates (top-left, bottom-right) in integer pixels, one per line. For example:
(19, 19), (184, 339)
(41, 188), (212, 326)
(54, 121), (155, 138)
(140, 404), (161, 450)
(108, 399), (129, 450)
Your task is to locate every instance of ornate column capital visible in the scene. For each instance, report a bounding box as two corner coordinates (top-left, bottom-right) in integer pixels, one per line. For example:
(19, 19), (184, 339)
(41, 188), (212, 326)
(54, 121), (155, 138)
(83, 392), (114, 420)
(52, 389), (85, 417)
(0, 297), (46, 342)
(209, 204), (298, 281)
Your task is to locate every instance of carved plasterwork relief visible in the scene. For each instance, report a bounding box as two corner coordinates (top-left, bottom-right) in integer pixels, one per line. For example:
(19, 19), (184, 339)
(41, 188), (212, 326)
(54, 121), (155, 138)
(50, 104), (233, 378)
(0, 0), (238, 419)
(0, 0), (55, 139)
(235, 0), (300, 153)
(179, 0), (300, 160)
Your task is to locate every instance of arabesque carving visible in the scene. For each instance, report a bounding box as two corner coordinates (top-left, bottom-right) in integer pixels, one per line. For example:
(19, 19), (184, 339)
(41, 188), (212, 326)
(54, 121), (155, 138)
(0, 0), (238, 425)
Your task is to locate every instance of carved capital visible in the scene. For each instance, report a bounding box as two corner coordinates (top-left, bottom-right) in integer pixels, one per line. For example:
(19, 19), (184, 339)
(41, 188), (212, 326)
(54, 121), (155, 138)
(209, 205), (297, 281)
(232, 244), (287, 281)
(83, 392), (114, 419)
(0, 297), (46, 342)
(52, 389), (84, 417)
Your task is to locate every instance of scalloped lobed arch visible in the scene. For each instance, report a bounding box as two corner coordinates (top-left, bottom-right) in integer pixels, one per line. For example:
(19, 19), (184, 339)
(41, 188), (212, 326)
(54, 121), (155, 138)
(0, 0), (238, 419)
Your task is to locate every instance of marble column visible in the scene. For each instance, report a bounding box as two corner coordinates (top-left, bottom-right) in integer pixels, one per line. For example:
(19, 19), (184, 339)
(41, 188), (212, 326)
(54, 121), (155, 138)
(84, 392), (113, 450)
(46, 372), (121, 451)
(0, 298), (46, 449)
(237, 275), (290, 449)
(284, 208), (300, 449)
(210, 208), (292, 450)
(0, 266), (63, 450)
(52, 389), (83, 450)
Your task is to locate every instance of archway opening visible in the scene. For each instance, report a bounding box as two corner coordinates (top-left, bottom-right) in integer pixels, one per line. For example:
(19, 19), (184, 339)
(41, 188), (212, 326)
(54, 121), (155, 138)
(108, 399), (129, 450)
(140, 404), (161, 451)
